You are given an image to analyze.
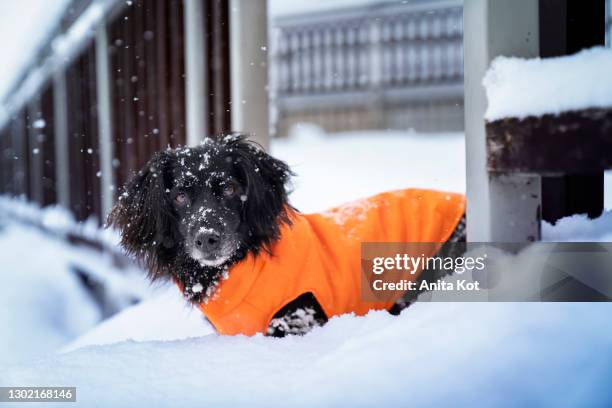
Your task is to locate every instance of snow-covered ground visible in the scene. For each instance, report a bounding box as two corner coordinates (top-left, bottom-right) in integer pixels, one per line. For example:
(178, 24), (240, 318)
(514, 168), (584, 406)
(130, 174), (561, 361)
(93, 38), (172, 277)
(1, 128), (612, 407)
(5, 303), (612, 408)
(0, 220), (101, 366)
(61, 287), (213, 353)
(543, 211), (612, 242)
(0, 198), (151, 366)
(273, 126), (466, 212)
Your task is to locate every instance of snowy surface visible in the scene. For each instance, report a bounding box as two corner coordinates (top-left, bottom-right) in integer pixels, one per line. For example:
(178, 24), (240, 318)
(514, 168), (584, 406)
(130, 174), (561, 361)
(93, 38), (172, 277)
(0, 221), (100, 366)
(62, 287), (213, 353)
(483, 47), (612, 121)
(0, 199), (150, 366)
(543, 211), (612, 242)
(3, 303), (612, 407)
(272, 125), (466, 212)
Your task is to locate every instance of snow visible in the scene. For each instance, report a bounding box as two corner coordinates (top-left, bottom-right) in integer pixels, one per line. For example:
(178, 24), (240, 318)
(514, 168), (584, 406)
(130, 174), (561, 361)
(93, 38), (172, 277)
(32, 118), (46, 129)
(0, 222), (100, 366)
(483, 47), (612, 121)
(0, 196), (118, 247)
(543, 210), (612, 242)
(62, 287), (213, 353)
(272, 124), (466, 212)
(0, 198), (151, 366)
(3, 303), (612, 407)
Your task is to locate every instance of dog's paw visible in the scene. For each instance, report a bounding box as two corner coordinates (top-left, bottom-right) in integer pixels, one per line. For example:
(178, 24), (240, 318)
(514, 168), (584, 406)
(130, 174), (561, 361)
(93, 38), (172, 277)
(267, 307), (320, 337)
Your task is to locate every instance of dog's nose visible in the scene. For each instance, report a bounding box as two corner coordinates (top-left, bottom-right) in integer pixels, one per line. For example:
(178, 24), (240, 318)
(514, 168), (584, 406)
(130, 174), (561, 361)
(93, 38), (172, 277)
(195, 231), (221, 252)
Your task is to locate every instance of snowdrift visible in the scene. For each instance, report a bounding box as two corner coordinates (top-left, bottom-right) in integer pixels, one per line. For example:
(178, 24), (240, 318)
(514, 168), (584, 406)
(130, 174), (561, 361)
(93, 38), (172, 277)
(3, 303), (612, 407)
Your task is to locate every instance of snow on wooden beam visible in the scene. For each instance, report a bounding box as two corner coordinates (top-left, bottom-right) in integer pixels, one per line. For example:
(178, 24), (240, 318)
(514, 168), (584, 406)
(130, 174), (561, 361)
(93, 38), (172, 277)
(483, 48), (612, 122)
(484, 47), (612, 173)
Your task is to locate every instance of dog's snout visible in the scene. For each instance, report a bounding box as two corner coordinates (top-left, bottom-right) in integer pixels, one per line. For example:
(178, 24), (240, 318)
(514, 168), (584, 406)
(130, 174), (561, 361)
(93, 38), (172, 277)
(195, 230), (221, 251)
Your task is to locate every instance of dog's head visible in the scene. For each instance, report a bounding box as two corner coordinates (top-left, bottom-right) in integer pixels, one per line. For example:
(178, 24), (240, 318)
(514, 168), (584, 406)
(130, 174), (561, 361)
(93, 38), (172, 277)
(108, 134), (293, 287)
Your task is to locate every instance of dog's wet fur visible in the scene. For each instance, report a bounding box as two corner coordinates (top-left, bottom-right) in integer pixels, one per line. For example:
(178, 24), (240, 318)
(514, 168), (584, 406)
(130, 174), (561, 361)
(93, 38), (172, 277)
(109, 133), (465, 337)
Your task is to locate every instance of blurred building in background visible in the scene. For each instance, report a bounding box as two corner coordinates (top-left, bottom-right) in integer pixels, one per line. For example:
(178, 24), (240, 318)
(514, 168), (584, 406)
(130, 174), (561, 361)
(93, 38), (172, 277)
(270, 0), (464, 136)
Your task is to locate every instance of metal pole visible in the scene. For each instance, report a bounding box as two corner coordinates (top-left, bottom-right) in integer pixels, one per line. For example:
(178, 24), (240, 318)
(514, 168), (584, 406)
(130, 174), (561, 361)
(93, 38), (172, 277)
(27, 98), (44, 205)
(229, 0), (270, 150)
(53, 71), (70, 210)
(184, 0), (208, 146)
(96, 23), (115, 220)
(464, 0), (541, 242)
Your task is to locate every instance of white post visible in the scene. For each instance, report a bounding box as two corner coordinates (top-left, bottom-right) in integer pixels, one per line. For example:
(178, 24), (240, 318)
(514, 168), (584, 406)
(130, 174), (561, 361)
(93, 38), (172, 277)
(464, 0), (541, 242)
(53, 71), (70, 210)
(96, 24), (115, 219)
(229, 0), (270, 150)
(184, 0), (208, 146)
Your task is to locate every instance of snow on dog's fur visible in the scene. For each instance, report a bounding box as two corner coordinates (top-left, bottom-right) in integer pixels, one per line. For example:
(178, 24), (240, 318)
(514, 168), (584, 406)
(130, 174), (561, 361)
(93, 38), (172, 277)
(108, 134), (293, 305)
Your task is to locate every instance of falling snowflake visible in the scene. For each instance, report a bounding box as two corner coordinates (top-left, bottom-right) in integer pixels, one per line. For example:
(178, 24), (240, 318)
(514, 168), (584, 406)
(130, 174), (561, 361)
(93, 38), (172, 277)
(32, 119), (46, 129)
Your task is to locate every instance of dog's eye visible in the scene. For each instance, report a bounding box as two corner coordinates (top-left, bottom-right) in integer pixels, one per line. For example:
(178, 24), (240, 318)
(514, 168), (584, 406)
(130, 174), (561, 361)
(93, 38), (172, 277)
(175, 192), (189, 205)
(222, 183), (236, 197)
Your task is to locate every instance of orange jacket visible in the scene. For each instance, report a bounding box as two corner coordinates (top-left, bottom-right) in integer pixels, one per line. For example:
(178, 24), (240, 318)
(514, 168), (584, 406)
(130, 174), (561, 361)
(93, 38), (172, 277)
(197, 188), (465, 336)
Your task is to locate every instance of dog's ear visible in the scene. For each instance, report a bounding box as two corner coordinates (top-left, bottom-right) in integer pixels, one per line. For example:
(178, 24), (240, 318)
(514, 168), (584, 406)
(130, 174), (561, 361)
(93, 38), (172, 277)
(107, 150), (176, 278)
(224, 134), (294, 251)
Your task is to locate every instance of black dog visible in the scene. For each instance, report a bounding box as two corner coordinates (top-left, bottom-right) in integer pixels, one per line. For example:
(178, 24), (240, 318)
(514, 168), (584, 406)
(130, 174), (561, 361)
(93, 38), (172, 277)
(109, 134), (465, 337)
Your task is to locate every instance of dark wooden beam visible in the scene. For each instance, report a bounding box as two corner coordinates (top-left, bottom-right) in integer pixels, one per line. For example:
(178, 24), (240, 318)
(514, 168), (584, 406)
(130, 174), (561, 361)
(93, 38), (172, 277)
(486, 108), (612, 173)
